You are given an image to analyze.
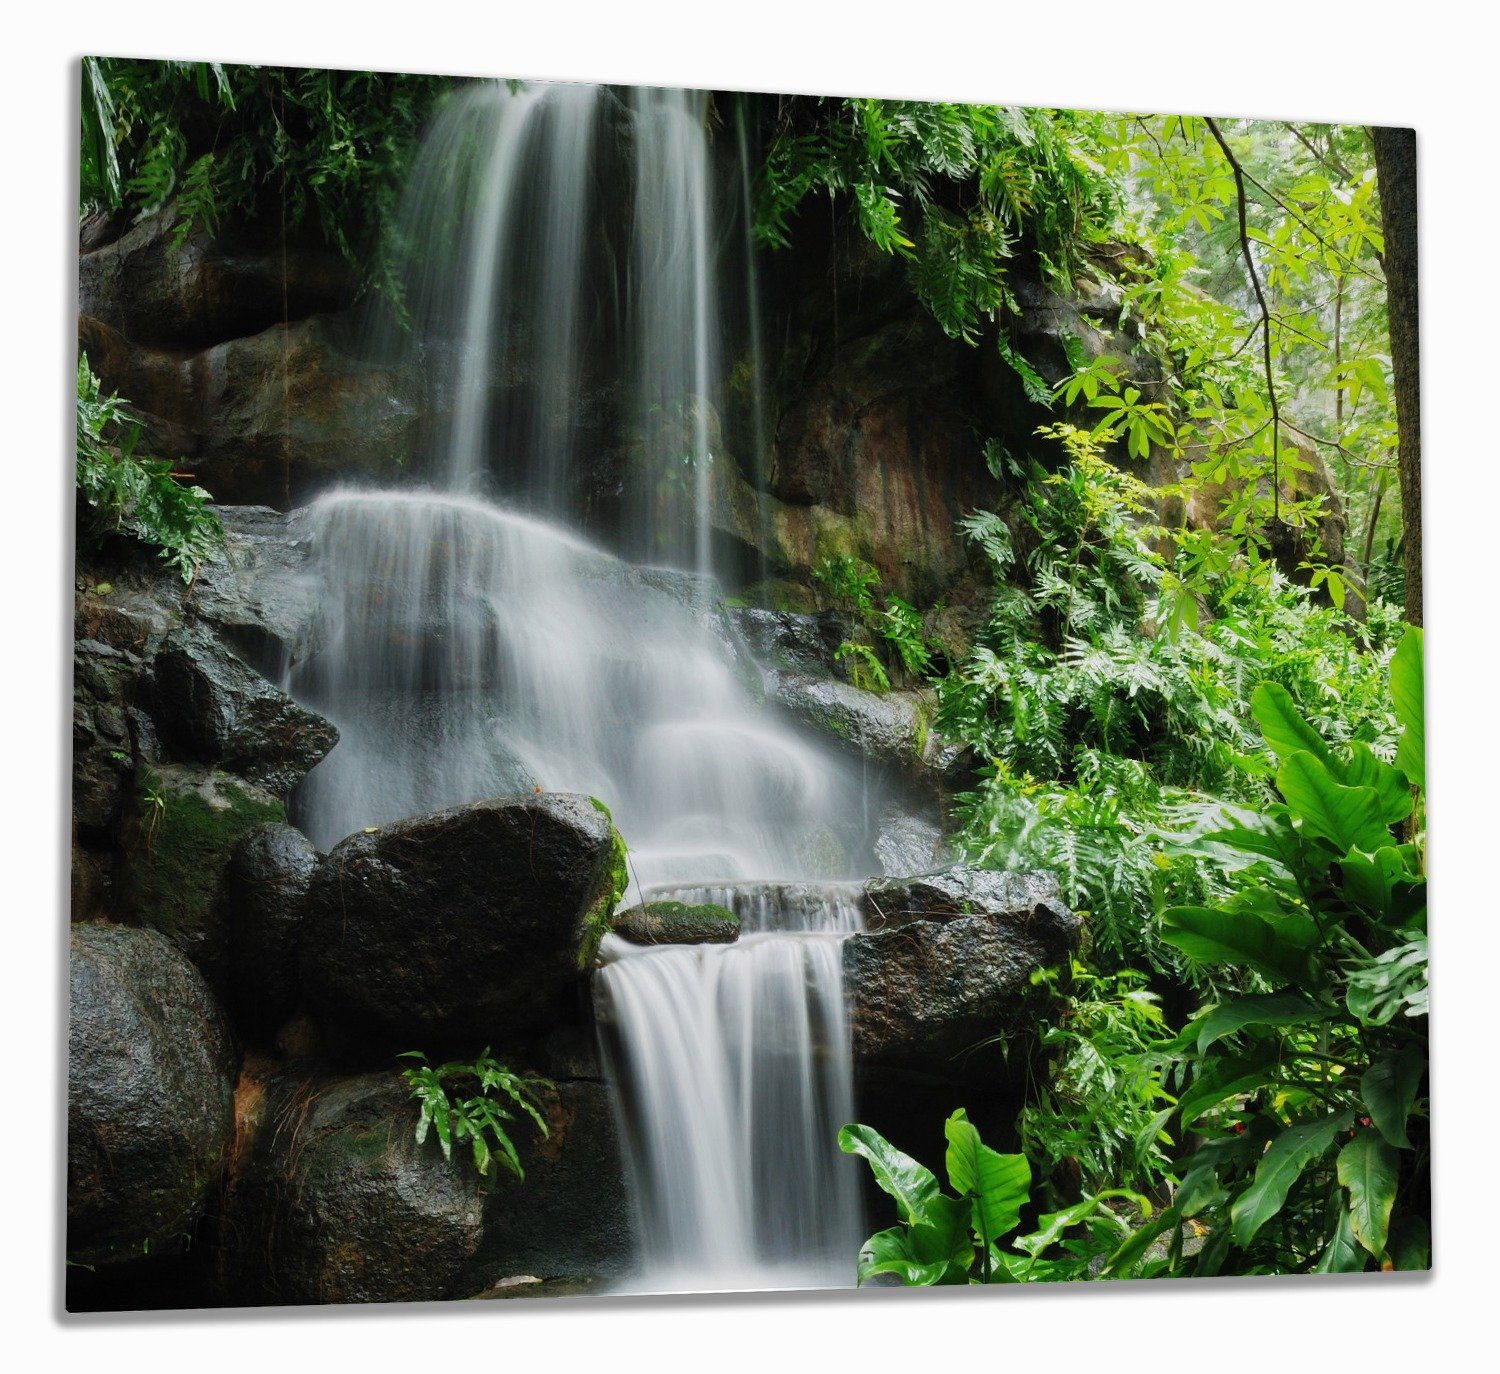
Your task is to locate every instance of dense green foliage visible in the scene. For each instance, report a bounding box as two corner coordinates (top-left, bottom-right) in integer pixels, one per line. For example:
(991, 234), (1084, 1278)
(941, 422), (1399, 971)
(757, 99), (1117, 398)
(81, 58), (448, 305)
(75, 356), (220, 581)
(399, 1050), (550, 1182)
(842, 1109), (1176, 1283)
(791, 108), (1427, 1283)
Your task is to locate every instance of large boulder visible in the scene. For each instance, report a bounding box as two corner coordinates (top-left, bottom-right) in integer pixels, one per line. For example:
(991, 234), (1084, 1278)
(301, 793), (627, 1048)
(219, 1070), (486, 1305)
(150, 623), (338, 794)
(768, 672), (968, 787)
(219, 1069), (632, 1305)
(117, 763), (286, 984)
(224, 823), (320, 1036)
(68, 923), (238, 1267)
(845, 868), (1080, 1081)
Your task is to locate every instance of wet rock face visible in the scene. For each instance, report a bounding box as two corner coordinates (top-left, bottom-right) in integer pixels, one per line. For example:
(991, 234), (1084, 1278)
(79, 312), (424, 509)
(79, 204), (357, 353)
(301, 793), (626, 1047)
(465, 1079), (635, 1289)
(224, 823), (319, 1036)
(220, 1070), (486, 1305)
(612, 899), (741, 946)
(117, 763), (286, 985)
(73, 638), (141, 843)
(151, 624), (338, 794)
(845, 867), (1080, 1082)
(68, 923), (238, 1268)
(728, 607), (854, 679)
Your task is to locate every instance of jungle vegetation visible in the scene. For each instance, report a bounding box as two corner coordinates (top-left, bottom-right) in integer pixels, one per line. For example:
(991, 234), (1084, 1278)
(78, 71), (1427, 1281)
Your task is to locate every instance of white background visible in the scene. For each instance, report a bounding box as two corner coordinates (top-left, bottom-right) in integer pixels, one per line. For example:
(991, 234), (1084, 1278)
(4, 2), (1493, 1367)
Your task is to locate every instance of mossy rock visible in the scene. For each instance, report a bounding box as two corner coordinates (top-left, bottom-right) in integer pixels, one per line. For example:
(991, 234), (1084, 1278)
(119, 763), (284, 985)
(612, 900), (741, 946)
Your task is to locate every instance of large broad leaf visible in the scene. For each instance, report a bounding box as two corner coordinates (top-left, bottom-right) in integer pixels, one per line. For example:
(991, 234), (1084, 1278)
(1390, 628), (1425, 790)
(1361, 1046), (1425, 1150)
(839, 1123), (940, 1225)
(1340, 744), (1414, 827)
(943, 1109), (1031, 1257)
(856, 1225), (952, 1286)
(1252, 682), (1331, 765)
(1386, 1214), (1430, 1271)
(1337, 846), (1424, 926)
(1338, 1129), (1400, 1257)
(1194, 991), (1333, 1054)
(1313, 1207), (1367, 1274)
(1277, 751), (1393, 854)
(1230, 1110), (1352, 1247)
(1162, 906), (1313, 987)
(855, 1193), (973, 1286)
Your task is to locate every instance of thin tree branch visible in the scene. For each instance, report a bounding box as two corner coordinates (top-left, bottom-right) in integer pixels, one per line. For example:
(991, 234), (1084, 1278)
(1205, 117), (1282, 522)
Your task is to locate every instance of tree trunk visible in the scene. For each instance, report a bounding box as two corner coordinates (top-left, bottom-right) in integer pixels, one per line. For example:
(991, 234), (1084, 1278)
(1373, 127), (1422, 626)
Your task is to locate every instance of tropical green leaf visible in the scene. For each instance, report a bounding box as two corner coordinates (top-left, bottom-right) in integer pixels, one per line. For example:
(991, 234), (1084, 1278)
(1361, 1047), (1425, 1149)
(839, 1123), (941, 1225)
(1162, 905), (1313, 986)
(1252, 682), (1330, 765)
(1230, 1111), (1352, 1247)
(943, 1109), (1031, 1258)
(1312, 1206), (1367, 1273)
(1390, 627), (1424, 789)
(1194, 991), (1333, 1054)
(1276, 751), (1393, 853)
(1338, 1129), (1399, 1257)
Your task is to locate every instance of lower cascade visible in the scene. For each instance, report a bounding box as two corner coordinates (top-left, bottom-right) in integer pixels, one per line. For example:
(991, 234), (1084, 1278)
(596, 884), (866, 1291)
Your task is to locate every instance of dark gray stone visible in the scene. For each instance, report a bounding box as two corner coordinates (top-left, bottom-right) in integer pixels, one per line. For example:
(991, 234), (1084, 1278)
(151, 624), (337, 795)
(220, 1070), (486, 1305)
(464, 1080), (634, 1289)
(300, 793), (626, 1047)
(68, 923), (237, 1267)
(845, 867), (1080, 1081)
(224, 822), (319, 1034)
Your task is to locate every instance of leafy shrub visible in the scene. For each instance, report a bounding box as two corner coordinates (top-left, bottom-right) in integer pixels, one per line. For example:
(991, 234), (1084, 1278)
(1019, 962), (1176, 1198)
(399, 1050), (550, 1182)
(1125, 630), (1427, 1275)
(81, 58), (450, 306)
(941, 424), (1400, 971)
(75, 356), (220, 582)
(840, 1109), (1163, 1284)
(757, 100), (1116, 396)
(812, 553), (935, 693)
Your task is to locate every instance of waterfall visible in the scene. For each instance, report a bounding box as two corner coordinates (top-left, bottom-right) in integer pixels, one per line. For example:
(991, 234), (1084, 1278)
(287, 79), (870, 1292)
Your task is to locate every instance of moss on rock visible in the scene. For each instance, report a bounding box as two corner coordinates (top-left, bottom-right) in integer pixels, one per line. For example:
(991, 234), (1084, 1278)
(119, 763), (284, 983)
(612, 899), (741, 946)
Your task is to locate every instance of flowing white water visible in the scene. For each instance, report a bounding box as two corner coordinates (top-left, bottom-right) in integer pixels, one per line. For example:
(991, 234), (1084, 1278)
(289, 80), (870, 1291)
